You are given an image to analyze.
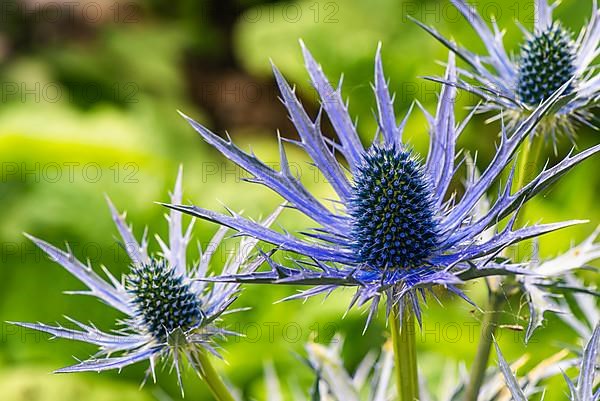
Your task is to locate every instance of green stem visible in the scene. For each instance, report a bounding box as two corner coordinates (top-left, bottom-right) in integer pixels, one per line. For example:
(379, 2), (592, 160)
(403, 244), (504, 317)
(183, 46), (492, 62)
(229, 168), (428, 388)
(192, 350), (236, 401)
(513, 136), (533, 193)
(464, 292), (505, 401)
(391, 304), (419, 401)
(514, 136), (545, 228)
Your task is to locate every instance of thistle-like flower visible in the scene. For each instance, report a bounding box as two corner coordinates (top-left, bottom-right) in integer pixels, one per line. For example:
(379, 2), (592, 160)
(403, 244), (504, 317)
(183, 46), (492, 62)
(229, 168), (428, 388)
(169, 43), (600, 325)
(414, 0), (600, 141)
(11, 169), (278, 392)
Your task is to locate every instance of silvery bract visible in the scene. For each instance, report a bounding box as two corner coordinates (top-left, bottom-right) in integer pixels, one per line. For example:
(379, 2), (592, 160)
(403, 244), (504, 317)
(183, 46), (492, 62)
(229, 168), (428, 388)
(522, 226), (600, 341)
(495, 323), (600, 401)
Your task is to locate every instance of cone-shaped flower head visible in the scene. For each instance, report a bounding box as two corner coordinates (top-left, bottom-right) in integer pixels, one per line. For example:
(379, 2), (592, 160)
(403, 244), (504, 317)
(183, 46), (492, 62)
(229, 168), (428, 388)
(349, 145), (438, 270)
(126, 259), (205, 343)
(11, 169), (279, 392)
(415, 0), (600, 142)
(168, 43), (600, 326)
(516, 23), (577, 107)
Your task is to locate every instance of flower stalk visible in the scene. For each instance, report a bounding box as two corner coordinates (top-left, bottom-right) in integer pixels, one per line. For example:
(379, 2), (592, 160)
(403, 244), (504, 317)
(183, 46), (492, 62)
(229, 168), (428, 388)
(464, 289), (505, 401)
(391, 304), (419, 401)
(513, 136), (545, 194)
(191, 350), (237, 401)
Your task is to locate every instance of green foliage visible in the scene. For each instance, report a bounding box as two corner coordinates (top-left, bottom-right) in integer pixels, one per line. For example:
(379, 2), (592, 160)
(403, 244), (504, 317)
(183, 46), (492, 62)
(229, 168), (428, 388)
(0, 368), (155, 401)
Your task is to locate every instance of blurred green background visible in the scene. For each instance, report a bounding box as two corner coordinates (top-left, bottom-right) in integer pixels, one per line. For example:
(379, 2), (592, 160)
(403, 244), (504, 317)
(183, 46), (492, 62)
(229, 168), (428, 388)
(1, 0), (598, 400)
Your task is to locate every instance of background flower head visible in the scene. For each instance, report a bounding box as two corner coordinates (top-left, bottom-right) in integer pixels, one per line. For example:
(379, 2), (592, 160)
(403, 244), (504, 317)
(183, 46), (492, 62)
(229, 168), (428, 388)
(415, 0), (600, 143)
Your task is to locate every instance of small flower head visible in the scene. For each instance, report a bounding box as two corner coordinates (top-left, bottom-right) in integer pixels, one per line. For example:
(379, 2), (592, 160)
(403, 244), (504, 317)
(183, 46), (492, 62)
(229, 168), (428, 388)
(517, 23), (577, 106)
(170, 42), (600, 326)
(11, 168), (279, 393)
(415, 0), (600, 142)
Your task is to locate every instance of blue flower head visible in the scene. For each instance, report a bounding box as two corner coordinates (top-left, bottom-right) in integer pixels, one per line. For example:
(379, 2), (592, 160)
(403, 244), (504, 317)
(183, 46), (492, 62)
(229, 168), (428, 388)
(169, 43), (600, 326)
(414, 0), (600, 142)
(11, 168), (279, 393)
(349, 145), (438, 270)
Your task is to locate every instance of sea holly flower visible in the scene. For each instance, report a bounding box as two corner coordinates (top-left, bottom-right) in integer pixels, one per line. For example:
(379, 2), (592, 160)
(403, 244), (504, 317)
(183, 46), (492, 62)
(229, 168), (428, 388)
(414, 0), (600, 142)
(11, 169), (279, 393)
(169, 43), (600, 325)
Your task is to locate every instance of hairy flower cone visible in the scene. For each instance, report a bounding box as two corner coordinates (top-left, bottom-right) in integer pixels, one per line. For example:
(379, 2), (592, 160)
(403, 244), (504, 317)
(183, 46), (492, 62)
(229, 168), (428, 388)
(517, 24), (576, 106)
(127, 260), (203, 341)
(349, 145), (438, 269)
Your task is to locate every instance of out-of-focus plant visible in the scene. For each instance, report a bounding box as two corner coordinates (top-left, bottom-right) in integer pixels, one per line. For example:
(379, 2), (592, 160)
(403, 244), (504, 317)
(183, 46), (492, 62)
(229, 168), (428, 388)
(521, 227), (600, 341)
(265, 337), (394, 401)
(495, 323), (600, 401)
